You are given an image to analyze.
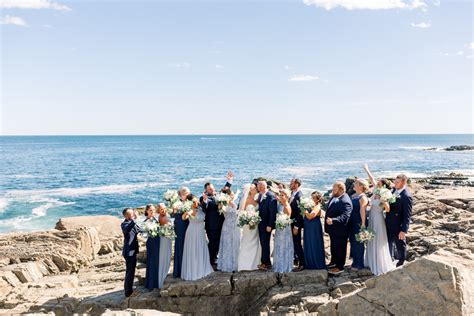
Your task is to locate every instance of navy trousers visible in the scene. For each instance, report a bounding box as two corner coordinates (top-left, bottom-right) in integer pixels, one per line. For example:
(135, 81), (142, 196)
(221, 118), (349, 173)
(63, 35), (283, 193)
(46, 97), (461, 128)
(259, 229), (272, 265)
(124, 255), (137, 297)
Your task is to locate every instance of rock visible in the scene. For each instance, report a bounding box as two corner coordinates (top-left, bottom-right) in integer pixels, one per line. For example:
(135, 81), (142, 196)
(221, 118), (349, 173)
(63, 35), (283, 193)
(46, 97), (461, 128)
(444, 145), (474, 151)
(337, 250), (474, 315)
(301, 293), (330, 312)
(317, 299), (338, 316)
(279, 270), (328, 287)
(55, 215), (122, 239)
(160, 272), (232, 297)
(3, 262), (46, 283)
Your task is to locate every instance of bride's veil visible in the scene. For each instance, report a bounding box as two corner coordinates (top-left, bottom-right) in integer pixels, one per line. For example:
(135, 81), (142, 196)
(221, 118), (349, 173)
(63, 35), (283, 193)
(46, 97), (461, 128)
(238, 183), (251, 212)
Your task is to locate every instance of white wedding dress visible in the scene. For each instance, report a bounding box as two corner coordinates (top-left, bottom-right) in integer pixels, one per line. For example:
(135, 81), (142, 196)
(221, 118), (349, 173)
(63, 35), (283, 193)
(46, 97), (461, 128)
(237, 184), (262, 271)
(365, 198), (395, 275)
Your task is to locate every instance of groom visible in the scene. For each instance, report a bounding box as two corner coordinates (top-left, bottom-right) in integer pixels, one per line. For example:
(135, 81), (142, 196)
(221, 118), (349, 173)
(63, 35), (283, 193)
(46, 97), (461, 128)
(256, 180), (277, 270)
(200, 171), (234, 270)
(385, 174), (412, 267)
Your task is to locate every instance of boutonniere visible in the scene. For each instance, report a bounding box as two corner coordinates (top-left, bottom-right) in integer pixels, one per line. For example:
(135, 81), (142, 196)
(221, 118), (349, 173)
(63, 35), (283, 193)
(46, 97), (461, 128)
(332, 197), (340, 204)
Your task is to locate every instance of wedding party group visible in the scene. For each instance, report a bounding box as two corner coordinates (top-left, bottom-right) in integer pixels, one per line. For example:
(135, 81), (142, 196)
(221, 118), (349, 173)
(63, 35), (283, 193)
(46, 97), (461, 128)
(120, 166), (412, 298)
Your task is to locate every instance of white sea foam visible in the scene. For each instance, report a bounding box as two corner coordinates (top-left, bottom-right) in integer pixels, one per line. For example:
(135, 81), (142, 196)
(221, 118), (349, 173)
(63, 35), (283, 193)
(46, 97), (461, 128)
(31, 199), (75, 217)
(0, 199), (8, 213)
(182, 177), (224, 185)
(398, 146), (434, 150)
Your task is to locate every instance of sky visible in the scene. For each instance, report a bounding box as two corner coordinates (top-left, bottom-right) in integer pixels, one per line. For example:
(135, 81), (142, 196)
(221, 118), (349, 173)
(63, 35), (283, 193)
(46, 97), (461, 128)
(0, 0), (473, 135)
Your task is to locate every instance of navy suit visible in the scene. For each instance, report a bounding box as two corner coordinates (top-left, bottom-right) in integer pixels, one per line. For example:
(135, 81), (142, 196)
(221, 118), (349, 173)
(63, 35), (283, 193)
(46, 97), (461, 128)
(290, 190), (305, 267)
(121, 219), (140, 297)
(257, 190), (277, 265)
(385, 188), (412, 265)
(324, 193), (353, 270)
(200, 181), (232, 266)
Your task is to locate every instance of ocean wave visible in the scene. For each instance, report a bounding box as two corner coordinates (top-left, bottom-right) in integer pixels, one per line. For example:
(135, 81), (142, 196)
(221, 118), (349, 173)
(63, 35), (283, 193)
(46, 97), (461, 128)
(182, 177), (224, 185)
(0, 174), (44, 179)
(0, 199), (8, 213)
(200, 137), (220, 140)
(31, 200), (75, 217)
(4, 182), (167, 200)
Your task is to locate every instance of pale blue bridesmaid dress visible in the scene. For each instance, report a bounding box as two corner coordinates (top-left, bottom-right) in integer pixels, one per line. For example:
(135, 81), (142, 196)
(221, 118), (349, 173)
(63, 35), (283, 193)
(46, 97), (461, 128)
(217, 206), (241, 272)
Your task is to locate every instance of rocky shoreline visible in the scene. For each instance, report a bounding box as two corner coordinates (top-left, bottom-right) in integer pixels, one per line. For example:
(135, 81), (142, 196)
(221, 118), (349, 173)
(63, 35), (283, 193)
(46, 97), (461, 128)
(0, 175), (473, 315)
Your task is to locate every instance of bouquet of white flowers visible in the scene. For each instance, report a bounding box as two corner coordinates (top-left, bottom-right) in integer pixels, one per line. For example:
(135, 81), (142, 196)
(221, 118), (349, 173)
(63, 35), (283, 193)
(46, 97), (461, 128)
(215, 192), (232, 215)
(373, 187), (397, 204)
(298, 197), (315, 216)
(163, 189), (180, 214)
(237, 205), (261, 230)
(275, 213), (293, 230)
(143, 220), (160, 238)
(355, 226), (375, 244)
(159, 222), (177, 240)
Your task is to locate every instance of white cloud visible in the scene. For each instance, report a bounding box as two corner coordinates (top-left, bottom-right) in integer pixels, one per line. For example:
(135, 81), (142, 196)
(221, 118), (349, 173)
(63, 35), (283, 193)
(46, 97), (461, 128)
(303, 0), (427, 10)
(0, 0), (70, 11)
(284, 65), (292, 70)
(469, 42), (474, 50)
(168, 62), (191, 68)
(457, 50), (464, 56)
(0, 15), (28, 27)
(215, 64), (224, 69)
(433, 0), (440, 6)
(411, 22), (431, 28)
(289, 75), (320, 82)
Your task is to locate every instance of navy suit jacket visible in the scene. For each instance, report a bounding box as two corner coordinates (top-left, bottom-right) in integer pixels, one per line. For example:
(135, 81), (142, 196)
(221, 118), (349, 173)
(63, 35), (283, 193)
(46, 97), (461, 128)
(121, 219), (140, 258)
(290, 190), (304, 228)
(385, 188), (413, 234)
(258, 191), (278, 231)
(324, 193), (353, 237)
(200, 181), (232, 231)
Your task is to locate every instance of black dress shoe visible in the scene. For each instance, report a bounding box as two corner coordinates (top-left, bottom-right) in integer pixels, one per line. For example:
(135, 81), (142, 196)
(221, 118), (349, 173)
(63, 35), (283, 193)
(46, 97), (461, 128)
(396, 261), (404, 267)
(327, 263), (336, 269)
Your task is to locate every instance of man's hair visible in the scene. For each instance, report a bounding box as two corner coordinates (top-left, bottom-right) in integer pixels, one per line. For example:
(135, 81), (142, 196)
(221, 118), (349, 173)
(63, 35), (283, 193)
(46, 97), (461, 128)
(292, 178), (302, 187)
(396, 174), (408, 183)
(334, 181), (346, 193)
(122, 207), (133, 216)
(204, 182), (212, 189)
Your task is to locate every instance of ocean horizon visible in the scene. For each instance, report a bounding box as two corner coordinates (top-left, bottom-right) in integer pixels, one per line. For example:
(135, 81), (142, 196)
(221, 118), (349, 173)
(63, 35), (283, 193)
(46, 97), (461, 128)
(1, 134), (473, 233)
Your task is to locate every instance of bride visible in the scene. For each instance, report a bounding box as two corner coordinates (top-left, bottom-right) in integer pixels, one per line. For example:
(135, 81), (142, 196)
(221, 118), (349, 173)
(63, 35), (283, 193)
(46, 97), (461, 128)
(237, 183), (262, 271)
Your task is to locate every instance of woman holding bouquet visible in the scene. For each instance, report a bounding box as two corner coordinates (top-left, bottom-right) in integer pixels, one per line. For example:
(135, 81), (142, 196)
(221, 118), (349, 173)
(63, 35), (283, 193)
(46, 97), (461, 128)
(181, 195), (213, 281)
(303, 192), (326, 270)
(157, 203), (172, 288)
(172, 186), (191, 279)
(349, 180), (369, 271)
(144, 204), (160, 290)
(217, 188), (241, 272)
(273, 189), (294, 273)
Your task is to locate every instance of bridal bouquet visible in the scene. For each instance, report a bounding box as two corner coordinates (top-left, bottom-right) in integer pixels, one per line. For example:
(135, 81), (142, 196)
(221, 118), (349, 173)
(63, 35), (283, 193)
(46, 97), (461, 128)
(298, 197), (315, 216)
(355, 226), (375, 244)
(143, 220), (160, 238)
(159, 222), (177, 240)
(215, 192), (232, 215)
(275, 213), (293, 230)
(373, 187), (397, 204)
(163, 189), (180, 214)
(237, 205), (261, 230)
(178, 200), (193, 215)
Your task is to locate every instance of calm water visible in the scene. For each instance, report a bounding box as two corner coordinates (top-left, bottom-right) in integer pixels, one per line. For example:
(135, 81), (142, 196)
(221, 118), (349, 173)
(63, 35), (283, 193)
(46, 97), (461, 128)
(0, 135), (472, 233)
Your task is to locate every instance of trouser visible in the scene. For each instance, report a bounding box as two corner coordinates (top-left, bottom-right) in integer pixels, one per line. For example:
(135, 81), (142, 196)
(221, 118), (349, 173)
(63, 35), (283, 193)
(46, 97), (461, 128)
(330, 234), (348, 270)
(387, 231), (407, 265)
(124, 255), (137, 297)
(259, 229), (272, 265)
(292, 225), (305, 267)
(206, 228), (221, 265)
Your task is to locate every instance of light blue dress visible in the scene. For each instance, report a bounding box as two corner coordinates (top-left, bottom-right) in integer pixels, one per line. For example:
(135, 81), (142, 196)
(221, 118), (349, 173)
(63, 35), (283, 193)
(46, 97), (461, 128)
(158, 214), (172, 288)
(181, 208), (213, 281)
(217, 206), (241, 272)
(273, 204), (294, 273)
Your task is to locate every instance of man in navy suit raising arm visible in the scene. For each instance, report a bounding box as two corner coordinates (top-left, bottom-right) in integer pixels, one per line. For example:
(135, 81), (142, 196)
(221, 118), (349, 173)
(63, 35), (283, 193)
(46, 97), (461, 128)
(324, 181), (353, 275)
(121, 208), (140, 297)
(385, 174), (413, 267)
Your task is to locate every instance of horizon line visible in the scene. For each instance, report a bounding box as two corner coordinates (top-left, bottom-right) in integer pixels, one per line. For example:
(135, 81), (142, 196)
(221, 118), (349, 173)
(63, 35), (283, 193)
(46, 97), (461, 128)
(0, 133), (473, 137)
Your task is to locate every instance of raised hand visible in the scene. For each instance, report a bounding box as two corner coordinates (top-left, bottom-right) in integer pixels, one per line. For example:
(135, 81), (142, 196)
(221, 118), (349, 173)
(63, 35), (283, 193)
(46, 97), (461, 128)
(202, 191), (208, 203)
(226, 170), (234, 182)
(363, 163), (369, 173)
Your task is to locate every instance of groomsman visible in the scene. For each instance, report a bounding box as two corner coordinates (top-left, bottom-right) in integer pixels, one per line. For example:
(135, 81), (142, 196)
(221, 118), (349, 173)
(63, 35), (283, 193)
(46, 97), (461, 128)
(200, 171), (234, 270)
(386, 174), (412, 267)
(121, 208), (140, 297)
(256, 180), (278, 270)
(324, 182), (353, 275)
(289, 178), (305, 271)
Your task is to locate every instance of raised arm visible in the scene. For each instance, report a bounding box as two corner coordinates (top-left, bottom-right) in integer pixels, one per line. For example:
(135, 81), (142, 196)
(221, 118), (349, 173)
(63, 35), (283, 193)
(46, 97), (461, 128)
(364, 164), (377, 189)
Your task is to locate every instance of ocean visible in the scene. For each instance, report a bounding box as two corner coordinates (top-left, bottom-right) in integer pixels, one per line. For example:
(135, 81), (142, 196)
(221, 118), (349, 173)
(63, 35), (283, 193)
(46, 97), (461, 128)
(0, 134), (472, 233)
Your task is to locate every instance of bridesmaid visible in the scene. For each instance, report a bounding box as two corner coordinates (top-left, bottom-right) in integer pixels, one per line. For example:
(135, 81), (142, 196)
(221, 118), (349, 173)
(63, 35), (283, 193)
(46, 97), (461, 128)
(303, 191), (326, 270)
(157, 203), (172, 288)
(144, 204), (160, 290)
(172, 186), (190, 279)
(349, 179), (369, 270)
(181, 195), (213, 281)
(273, 189), (294, 273)
(217, 188), (240, 272)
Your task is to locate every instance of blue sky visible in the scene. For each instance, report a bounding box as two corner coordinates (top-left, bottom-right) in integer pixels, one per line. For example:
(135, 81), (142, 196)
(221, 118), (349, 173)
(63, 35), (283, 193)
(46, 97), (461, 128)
(1, 0), (472, 135)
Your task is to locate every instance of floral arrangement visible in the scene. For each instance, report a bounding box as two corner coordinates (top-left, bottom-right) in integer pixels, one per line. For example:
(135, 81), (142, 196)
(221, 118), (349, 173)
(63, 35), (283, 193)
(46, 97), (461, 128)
(298, 197), (315, 216)
(275, 213), (293, 230)
(237, 205), (261, 230)
(374, 187), (397, 204)
(159, 222), (177, 240)
(215, 192), (232, 215)
(355, 226), (375, 243)
(143, 219), (160, 238)
(163, 189), (180, 214)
